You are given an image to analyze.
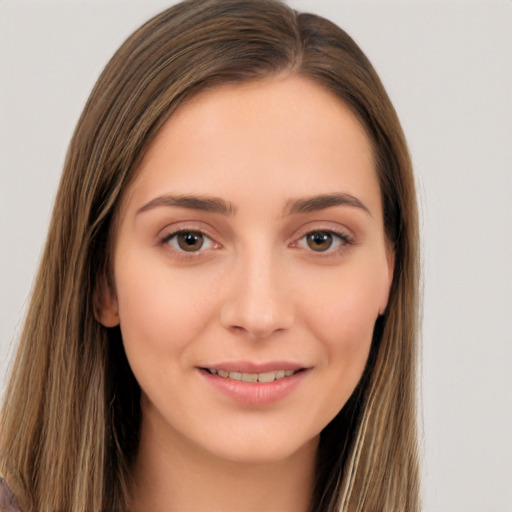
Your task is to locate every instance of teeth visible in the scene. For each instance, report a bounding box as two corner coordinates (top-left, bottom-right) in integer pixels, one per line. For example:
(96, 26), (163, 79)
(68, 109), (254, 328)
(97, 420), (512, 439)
(258, 371), (276, 383)
(207, 368), (298, 382)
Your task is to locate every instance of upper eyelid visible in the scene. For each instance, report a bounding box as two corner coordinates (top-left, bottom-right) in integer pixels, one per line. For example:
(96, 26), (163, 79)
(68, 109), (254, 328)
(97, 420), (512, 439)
(300, 227), (352, 238)
(291, 222), (355, 241)
(159, 222), (219, 240)
(162, 228), (213, 239)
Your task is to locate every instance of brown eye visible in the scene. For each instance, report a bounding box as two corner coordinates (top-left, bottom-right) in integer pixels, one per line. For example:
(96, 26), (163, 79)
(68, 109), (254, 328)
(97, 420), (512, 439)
(306, 231), (333, 252)
(176, 231), (205, 252)
(164, 230), (216, 255)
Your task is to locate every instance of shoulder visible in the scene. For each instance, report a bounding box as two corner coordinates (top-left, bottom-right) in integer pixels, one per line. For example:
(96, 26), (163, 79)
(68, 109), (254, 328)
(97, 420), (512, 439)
(0, 476), (21, 512)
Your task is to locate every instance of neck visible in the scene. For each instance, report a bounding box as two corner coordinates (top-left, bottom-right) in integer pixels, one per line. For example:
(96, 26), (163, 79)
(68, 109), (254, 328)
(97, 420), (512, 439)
(128, 410), (318, 512)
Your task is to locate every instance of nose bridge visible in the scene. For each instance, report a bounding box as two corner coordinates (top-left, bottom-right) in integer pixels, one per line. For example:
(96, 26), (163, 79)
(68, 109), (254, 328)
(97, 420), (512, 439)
(220, 243), (293, 338)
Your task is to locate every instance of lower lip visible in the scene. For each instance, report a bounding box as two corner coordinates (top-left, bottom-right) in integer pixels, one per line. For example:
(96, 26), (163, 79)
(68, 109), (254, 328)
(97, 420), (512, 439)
(199, 369), (308, 405)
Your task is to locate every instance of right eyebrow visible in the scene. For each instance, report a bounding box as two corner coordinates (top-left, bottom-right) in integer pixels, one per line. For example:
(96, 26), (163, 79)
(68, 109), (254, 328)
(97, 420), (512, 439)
(284, 193), (372, 218)
(136, 194), (237, 216)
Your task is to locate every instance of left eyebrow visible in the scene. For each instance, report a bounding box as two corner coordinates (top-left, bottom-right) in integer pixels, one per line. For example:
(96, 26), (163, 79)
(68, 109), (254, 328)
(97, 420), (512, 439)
(136, 194), (236, 216)
(284, 193), (372, 217)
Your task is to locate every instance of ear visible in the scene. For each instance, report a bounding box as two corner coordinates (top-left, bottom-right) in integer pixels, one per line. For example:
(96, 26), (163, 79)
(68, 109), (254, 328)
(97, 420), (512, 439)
(93, 273), (120, 327)
(379, 246), (395, 315)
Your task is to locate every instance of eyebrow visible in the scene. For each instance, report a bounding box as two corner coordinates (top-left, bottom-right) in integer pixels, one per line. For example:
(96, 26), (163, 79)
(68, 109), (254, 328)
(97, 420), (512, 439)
(284, 193), (372, 217)
(137, 194), (236, 216)
(136, 192), (371, 218)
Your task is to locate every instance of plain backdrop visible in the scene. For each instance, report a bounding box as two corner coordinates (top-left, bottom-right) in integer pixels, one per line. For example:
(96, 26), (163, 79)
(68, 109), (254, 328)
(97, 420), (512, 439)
(1, 1), (511, 511)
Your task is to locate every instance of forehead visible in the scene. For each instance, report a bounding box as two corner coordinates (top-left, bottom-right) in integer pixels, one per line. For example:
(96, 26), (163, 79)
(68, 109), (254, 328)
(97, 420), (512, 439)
(123, 75), (380, 217)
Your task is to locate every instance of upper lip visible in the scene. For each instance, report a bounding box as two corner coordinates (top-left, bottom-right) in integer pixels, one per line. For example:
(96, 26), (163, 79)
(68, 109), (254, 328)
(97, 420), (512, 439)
(198, 360), (307, 373)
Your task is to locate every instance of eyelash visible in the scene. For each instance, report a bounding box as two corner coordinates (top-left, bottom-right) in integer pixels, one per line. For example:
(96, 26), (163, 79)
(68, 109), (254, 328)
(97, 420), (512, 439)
(292, 229), (354, 257)
(161, 229), (220, 260)
(160, 227), (354, 259)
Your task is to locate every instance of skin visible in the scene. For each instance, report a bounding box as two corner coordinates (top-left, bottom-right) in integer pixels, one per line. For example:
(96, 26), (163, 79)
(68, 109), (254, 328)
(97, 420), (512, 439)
(98, 75), (393, 512)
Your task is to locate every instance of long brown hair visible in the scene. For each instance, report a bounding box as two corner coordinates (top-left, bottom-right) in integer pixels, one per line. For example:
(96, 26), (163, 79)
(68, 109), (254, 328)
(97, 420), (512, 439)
(0, 1), (420, 510)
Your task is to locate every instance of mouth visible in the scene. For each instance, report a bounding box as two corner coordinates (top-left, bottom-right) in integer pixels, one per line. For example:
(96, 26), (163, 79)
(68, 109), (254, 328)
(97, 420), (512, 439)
(203, 368), (303, 383)
(198, 363), (309, 404)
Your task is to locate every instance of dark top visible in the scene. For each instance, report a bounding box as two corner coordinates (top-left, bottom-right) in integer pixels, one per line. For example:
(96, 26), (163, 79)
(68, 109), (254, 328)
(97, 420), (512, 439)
(0, 476), (20, 512)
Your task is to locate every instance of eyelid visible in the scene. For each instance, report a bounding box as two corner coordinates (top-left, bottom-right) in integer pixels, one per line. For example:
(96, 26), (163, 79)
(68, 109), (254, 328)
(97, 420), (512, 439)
(159, 223), (223, 259)
(159, 220), (218, 241)
(298, 230), (351, 248)
(289, 223), (355, 256)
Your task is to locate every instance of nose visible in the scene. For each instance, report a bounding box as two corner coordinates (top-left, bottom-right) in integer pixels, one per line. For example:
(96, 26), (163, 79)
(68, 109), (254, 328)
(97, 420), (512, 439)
(220, 251), (294, 339)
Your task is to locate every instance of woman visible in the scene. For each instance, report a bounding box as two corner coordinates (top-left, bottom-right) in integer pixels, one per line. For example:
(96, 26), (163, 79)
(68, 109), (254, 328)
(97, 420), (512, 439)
(0, 0), (420, 510)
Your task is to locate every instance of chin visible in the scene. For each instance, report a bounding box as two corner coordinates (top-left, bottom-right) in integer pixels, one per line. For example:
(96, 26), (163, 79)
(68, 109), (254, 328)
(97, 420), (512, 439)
(203, 432), (320, 466)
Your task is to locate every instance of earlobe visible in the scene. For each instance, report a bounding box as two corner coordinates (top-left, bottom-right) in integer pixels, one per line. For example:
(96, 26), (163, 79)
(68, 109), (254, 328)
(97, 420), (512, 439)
(93, 275), (120, 327)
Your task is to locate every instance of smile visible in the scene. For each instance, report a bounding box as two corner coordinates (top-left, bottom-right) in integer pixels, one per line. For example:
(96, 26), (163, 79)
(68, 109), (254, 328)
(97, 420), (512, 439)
(205, 368), (298, 383)
(200, 365), (308, 405)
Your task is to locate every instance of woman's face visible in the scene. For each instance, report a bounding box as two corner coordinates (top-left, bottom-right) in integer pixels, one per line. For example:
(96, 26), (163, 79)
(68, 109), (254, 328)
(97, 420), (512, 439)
(99, 76), (393, 464)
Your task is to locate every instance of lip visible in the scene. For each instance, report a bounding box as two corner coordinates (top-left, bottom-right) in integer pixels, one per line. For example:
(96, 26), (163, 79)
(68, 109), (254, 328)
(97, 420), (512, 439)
(197, 361), (310, 405)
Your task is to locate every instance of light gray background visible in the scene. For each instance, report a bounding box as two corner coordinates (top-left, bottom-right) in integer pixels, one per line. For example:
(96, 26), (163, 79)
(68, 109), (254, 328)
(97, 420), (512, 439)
(1, 1), (511, 511)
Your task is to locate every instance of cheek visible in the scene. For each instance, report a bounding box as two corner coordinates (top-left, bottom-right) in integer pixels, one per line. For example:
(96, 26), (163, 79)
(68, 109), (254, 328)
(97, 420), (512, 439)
(113, 253), (214, 371)
(296, 255), (388, 414)
(301, 259), (386, 349)
(296, 282), (377, 436)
